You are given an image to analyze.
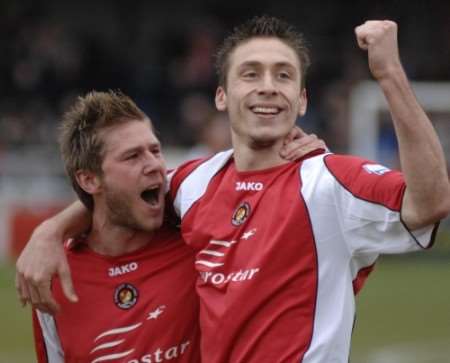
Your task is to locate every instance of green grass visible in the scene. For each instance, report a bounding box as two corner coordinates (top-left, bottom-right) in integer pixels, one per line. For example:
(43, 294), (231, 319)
(351, 255), (450, 362)
(1, 254), (449, 362)
(0, 262), (35, 363)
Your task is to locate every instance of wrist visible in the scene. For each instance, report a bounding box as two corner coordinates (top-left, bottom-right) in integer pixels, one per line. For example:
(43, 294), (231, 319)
(33, 219), (65, 243)
(374, 62), (404, 84)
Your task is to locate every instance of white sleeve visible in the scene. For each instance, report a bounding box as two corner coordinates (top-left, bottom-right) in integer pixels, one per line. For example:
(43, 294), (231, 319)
(336, 183), (436, 256)
(36, 311), (64, 363)
(301, 154), (437, 259)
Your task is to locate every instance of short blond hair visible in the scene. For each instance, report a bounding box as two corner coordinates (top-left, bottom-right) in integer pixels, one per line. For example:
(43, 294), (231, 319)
(59, 90), (148, 210)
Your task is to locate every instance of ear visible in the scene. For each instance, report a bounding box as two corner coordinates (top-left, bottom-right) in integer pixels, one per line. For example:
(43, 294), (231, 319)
(215, 86), (227, 111)
(75, 170), (102, 195)
(298, 88), (308, 117)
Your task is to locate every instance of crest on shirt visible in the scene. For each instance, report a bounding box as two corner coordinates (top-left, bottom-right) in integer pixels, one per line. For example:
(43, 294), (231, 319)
(232, 202), (251, 226)
(114, 283), (139, 309)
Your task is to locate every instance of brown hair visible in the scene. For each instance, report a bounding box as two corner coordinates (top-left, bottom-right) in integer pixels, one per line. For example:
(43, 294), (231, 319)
(215, 15), (311, 88)
(59, 90), (148, 210)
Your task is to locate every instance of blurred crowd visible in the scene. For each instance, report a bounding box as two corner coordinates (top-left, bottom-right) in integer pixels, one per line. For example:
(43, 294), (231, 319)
(1, 0), (450, 160)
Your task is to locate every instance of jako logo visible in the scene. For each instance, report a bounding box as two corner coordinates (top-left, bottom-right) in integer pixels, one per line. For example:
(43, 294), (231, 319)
(235, 182), (263, 191)
(109, 262), (138, 277)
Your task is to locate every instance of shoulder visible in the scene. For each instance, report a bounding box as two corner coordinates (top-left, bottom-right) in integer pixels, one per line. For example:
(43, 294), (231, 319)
(169, 150), (233, 181)
(168, 149), (233, 197)
(168, 157), (209, 187)
(300, 153), (375, 172)
(323, 154), (390, 176)
(319, 154), (405, 209)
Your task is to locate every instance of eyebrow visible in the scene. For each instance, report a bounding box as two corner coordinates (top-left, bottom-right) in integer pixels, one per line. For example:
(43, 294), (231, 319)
(119, 142), (161, 156)
(238, 61), (297, 70)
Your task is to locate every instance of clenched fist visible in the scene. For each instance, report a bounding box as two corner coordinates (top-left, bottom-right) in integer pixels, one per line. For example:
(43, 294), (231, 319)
(355, 20), (402, 81)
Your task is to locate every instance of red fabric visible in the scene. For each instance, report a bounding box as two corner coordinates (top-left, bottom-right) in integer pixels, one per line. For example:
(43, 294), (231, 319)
(353, 264), (376, 295)
(178, 160), (318, 363)
(324, 154), (405, 211)
(34, 226), (200, 363)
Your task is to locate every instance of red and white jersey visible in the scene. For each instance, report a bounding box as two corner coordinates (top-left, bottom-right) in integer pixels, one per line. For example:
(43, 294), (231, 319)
(169, 150), (437, 363)
(33, 226), (200, 363)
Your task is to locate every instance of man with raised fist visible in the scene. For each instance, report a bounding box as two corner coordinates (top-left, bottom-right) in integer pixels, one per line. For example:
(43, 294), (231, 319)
(17, 17), (450, 363)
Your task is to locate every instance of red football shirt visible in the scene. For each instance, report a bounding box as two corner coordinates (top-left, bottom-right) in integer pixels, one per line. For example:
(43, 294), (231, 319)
(169, 150), (437, 363)
(33, 225), (200, 363)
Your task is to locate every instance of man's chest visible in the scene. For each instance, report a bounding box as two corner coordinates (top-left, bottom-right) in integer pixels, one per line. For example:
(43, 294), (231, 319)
(55, 279), (190, 360)
(180, 164), (317, 291)
(52, 251), (198, 362)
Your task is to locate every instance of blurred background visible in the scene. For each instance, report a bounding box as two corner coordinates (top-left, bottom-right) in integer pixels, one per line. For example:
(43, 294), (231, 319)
(0, 0), (449, 362)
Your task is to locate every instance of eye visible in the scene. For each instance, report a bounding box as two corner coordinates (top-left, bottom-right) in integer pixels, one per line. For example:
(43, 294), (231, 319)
(243, 71), (258, 79)
(150, 146), (162, 157)
(278, 71), (291, 80)
(125, 153), (138, 160)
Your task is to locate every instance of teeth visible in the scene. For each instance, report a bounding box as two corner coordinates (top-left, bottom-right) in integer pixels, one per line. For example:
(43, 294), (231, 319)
(252, 106), (279, 114)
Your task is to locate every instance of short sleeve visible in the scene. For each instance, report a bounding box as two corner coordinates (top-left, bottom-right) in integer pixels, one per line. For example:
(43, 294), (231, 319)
(323, 154), (438, 257)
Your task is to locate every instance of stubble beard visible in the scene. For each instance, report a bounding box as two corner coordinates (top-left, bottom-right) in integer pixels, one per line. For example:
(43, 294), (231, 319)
(104, 186), (157, 233)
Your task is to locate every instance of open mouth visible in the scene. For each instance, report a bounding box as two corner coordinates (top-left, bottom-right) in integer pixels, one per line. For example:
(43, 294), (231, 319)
(250, 106), (282, 116)
(140, 187), (160, 207)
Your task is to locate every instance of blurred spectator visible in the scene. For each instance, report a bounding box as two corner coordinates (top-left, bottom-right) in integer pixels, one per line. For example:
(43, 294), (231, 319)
(177, 93), (216, 147)
(320, 49), (369, 153)
(1, 0), (450, 154)
(168, 22), (219, 90)
(185, 111), (231, 160)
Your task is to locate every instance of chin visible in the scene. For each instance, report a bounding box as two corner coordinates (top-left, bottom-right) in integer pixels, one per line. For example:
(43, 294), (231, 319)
(249, 133), (281, 149)
(143, 217), (164, 232)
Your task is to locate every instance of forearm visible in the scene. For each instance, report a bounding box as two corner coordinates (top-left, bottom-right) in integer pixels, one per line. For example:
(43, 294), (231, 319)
(379, 68), (450, 228)
(34, 200), (91, 242)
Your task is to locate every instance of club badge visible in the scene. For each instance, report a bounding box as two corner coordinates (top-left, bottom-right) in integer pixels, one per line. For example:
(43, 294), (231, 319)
(232, 202), (251, 226)
(114, 283), (138, 310)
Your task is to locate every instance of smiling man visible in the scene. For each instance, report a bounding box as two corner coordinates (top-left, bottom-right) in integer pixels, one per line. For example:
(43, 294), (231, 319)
(167, 16), (450, 362)
(17, 16), (450, 363)
(216, 37), (307, 156)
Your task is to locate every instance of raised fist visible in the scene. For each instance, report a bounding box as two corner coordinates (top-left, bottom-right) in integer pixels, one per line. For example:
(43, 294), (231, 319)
(355, 20), (402, 81)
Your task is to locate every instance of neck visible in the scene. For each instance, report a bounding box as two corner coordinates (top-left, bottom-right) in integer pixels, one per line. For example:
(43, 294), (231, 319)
(232, 138), (288, 171)
(87, 213), (152, 257)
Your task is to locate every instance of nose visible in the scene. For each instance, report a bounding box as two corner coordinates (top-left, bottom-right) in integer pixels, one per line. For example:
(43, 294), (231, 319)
(258, 73), (278, 95)
(142, 152), (164, 175)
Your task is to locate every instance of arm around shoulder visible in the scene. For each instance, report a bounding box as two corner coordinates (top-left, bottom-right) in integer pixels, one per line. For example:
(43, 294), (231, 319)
(15, 200), (90, 314)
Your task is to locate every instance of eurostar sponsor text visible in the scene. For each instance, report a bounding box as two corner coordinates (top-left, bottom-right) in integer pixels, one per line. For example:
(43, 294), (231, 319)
(200, 268), (260, 285)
